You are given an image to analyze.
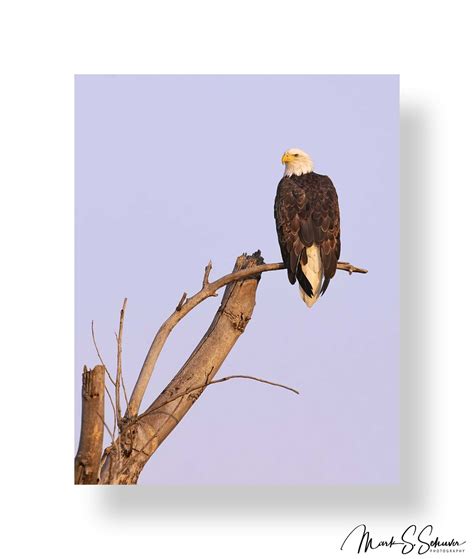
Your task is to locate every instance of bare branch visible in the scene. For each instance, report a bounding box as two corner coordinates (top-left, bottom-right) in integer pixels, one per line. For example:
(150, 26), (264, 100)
(176, 292), (187, 311)
(96, 411), (114, 442)
(90, 320), (120, 436)
(117, 373), (298, 478)
(121, 377), (129, 410)
(208, 375), (299, 394)
(104, 384), (117, 441)
(336, 261), (368, 275)
(202, 260), (212, 288)
(126, 256), (367, 419)
(141, 374), (299, 418)
(115, 298), (127, 428)
(91, 321), (116, 386)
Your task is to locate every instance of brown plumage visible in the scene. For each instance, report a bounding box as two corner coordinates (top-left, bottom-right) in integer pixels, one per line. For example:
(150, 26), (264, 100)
(274, 171), (341, 299)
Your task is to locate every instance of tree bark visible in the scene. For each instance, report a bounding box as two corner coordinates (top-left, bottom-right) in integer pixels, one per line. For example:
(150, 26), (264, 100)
(75, 365), (105, 484)
(99, 252), (264, 484)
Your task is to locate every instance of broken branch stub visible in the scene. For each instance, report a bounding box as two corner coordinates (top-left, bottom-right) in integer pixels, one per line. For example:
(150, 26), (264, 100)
(75, 365), (105, 484)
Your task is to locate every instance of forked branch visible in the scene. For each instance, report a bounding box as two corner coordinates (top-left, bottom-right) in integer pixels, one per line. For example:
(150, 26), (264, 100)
(126, 255), (367, 418)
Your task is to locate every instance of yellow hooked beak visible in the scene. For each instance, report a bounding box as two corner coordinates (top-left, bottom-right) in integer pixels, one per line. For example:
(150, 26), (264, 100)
(281, 152), (292, 164)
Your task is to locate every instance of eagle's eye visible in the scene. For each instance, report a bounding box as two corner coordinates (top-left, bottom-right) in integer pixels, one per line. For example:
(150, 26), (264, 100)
(294, 153), (299, 157)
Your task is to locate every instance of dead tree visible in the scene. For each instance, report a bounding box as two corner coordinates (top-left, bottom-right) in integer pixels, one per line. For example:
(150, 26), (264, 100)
(75, 251), (367, 485)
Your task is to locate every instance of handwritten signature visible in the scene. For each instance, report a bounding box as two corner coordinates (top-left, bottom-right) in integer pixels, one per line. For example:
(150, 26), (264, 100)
(341, 524), (466, 554)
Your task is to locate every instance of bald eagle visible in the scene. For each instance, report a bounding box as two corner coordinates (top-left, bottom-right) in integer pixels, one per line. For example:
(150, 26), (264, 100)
(274, 148), (341, 307)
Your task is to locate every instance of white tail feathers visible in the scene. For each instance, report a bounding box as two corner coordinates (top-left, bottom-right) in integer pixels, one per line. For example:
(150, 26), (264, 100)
(299, 244), (323, 308)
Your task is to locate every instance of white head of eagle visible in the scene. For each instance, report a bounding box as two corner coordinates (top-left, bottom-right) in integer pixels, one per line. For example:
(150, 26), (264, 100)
(274, 148), (341, 308)
(281, 148), (314, 177)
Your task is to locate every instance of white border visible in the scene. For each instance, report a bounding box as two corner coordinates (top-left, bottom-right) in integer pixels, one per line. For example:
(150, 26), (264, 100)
(2, 1), (472, 558)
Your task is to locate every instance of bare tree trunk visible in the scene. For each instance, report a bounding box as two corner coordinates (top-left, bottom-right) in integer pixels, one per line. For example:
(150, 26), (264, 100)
(99, 252), (264, 484)
(75, 365), (105, 484)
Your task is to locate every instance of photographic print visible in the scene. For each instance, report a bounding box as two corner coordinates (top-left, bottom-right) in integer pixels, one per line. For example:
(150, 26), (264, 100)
(75, 75), (399, 485)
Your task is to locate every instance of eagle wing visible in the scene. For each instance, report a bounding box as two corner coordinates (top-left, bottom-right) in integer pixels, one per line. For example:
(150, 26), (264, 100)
(274, 173), (341, 296)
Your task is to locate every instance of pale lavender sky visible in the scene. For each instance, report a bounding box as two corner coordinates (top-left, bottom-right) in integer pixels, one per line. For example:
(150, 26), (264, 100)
(75, 75), (399, 485)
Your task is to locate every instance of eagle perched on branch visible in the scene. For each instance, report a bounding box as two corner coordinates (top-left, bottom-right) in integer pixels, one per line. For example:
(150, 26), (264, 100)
(274, 148), (341, 307)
